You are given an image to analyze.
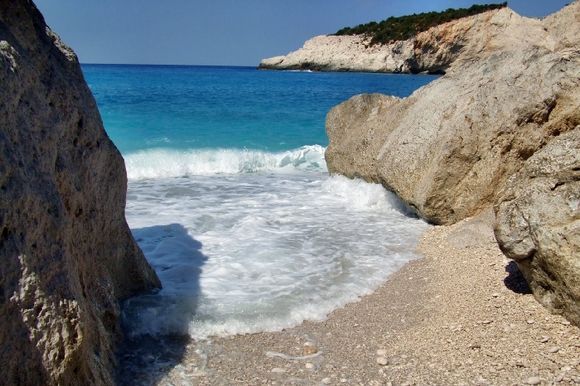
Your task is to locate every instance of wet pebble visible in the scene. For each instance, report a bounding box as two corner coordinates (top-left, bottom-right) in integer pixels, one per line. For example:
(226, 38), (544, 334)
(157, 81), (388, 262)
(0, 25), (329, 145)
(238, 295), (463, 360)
(303, 342), (318, 355)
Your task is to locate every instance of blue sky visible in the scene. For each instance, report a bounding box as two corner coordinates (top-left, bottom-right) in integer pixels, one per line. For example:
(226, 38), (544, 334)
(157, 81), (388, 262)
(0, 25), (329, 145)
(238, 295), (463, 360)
(34, 0), (570, 66)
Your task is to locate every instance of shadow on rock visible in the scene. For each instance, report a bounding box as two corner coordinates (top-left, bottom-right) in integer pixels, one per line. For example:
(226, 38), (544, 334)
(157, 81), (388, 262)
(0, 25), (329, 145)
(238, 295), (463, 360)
(116, 223), (208, 385)
(504, 261), (532, 295)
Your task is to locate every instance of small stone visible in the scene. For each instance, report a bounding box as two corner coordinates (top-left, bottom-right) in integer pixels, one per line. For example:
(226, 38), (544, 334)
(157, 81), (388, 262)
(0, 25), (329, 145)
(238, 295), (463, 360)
(321, 378), (331, 385)
(560, 320), (571, 326)
(376, 349), (387, 356)
(492, 293), (500, 298)
(376, 356), (389, 366)
(548, 346), (560, 353)
(515, 360), (527, 368)
(527, 320), (535, 324)
(303, 342), (318, 355)
(271, 368), (286, 374)
(525, 376), (541, 385)
(475, 376), (487, 385)
(540, 336), (549, 343)
(340, 378), (348, 383)
(305, 362), (314, 370)
(480, 320), (493, 325)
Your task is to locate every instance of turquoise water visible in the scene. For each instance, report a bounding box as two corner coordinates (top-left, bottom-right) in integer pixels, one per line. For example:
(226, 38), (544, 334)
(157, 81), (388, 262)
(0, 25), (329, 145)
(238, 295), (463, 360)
(83, 65), (434, 338)
(83, 65), (434, 153)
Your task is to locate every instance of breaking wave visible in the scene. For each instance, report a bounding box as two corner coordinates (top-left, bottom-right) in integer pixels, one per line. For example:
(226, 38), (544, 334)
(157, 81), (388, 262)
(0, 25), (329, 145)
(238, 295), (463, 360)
(124, 145), (327, 180)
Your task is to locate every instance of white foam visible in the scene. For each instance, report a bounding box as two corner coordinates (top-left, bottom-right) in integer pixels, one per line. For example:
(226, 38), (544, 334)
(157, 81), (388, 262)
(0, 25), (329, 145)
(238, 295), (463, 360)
(122, 171), (428, 340)
(124, 145), (327, 179)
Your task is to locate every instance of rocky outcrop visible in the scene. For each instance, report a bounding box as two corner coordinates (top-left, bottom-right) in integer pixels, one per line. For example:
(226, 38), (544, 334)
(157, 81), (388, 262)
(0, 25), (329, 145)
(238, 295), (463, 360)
(0, 1), (161, 385)
(260, 8), (508, 74)
(325, 2), (579, 323)
(494, 129), (580, 325)
(325, 3), (580, 225)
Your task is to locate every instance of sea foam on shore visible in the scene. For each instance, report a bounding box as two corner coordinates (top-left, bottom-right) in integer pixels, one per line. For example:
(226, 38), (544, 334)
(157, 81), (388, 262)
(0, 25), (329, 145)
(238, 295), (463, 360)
(122, 156), (428, 339)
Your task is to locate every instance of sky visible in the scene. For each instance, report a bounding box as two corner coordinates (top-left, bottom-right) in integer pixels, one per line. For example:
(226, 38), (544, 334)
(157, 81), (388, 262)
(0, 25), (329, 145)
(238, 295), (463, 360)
(34, 0), (571, 66)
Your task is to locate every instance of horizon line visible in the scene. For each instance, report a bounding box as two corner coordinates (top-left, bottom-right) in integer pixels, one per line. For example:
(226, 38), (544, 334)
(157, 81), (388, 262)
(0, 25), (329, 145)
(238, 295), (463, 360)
(81, 62), (258, 68)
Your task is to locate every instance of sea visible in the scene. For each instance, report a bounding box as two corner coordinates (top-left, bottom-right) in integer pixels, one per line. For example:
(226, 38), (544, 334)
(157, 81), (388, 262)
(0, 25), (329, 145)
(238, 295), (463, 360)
(82, 64), (436, 340)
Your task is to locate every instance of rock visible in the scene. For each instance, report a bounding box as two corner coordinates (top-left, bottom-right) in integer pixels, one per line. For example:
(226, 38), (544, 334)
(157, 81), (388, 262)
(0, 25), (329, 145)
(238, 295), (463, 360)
(0, 2), (160, 385)
(548, 347), (561, 354)
(495, 128), (580, 325)
(376, 356), (389, 366)
(303, 341), (319, 355)
(259, 8), (507, 74)
(322, 1), (580, 325)
(325, 2), (580, 225)
(376, 349), (387, 356)
(525, 376), (542, 385)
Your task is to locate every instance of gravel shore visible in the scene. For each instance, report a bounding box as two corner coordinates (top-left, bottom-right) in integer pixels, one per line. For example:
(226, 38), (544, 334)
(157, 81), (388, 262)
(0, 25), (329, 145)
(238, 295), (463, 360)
(121, 210), (579, 385)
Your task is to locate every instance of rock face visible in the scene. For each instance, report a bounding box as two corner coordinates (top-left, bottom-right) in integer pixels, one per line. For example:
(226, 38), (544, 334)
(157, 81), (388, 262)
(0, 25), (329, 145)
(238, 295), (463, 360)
(260, 9), (508, 74)
(325, 2), (579, 324)
(0, 1), (161, 385)
(495, 129), (580, 325)
(325, 3), (580, 225)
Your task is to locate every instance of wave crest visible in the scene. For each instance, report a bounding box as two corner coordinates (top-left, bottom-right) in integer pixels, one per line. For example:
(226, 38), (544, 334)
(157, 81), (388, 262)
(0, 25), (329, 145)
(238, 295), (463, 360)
(124, 145), (327, 180)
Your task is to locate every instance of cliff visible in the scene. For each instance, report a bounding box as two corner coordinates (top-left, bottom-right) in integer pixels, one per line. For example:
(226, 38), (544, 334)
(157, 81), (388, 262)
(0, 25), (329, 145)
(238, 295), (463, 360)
(0, 1), (161, 385)
(325, 2), (579, 323)
(259, 8), (510, 74)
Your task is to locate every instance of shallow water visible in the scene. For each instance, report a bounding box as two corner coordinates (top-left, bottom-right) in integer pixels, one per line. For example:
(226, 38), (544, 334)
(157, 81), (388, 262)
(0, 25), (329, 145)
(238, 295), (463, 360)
(123, 169), (427, 339)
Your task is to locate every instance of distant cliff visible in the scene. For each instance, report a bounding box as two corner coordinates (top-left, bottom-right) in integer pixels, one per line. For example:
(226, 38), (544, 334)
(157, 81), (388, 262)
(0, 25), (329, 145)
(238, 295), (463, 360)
(0, 1), (160, 384)
(325, 2), (579, 324)
(259, 6), (509, 74)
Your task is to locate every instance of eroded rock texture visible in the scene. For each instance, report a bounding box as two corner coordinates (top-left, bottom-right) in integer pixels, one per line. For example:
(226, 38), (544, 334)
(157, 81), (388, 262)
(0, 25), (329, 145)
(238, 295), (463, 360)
(325, 3), (579, 225)
(495, 129), (580, 325)
(325, 2), (579, 324)
(0, 1), (160, 384)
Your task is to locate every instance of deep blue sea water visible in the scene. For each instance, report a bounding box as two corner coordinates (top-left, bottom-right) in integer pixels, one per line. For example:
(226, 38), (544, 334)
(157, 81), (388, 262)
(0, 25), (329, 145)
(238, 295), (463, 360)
(83, 64), (435, 338)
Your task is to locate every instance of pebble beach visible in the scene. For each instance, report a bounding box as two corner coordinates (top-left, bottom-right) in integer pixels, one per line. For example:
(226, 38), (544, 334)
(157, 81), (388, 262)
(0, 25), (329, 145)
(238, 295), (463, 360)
(120, 210), (580, 385)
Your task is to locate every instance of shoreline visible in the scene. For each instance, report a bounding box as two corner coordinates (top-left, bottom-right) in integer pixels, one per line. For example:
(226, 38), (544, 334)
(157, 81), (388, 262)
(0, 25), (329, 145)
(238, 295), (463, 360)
(121, 210), (579, 385)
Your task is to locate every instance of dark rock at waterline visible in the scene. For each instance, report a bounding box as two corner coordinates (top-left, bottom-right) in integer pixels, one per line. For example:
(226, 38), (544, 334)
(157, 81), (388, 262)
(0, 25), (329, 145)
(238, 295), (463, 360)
(0, 1), (160, 384)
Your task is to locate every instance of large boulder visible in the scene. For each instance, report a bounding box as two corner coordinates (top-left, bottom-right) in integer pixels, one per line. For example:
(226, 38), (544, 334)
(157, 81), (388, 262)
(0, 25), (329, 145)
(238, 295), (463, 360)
(325, 2), (580, 225)
(0, 1), (160, 385)
(495, 129), (580, 325)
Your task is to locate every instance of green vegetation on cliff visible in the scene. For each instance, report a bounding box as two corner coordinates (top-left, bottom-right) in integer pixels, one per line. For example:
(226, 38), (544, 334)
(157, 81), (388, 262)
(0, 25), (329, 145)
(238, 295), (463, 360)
(334, 3), (508, 45)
